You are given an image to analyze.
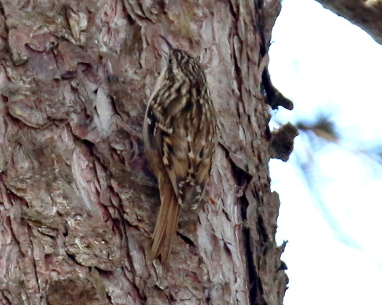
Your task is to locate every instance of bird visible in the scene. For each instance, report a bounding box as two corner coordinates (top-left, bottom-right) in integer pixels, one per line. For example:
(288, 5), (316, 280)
(143, 37), (217, 263)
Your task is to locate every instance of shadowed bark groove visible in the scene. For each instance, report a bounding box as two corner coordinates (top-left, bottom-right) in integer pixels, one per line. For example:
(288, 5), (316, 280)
(0, 0), (288, 304)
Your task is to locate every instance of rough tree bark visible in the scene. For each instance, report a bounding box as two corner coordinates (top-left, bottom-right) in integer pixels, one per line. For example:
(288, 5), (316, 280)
(0, 0), (290, 304)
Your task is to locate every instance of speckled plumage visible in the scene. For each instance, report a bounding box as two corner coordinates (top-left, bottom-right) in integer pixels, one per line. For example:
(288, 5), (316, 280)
(143, 43), (217, 263)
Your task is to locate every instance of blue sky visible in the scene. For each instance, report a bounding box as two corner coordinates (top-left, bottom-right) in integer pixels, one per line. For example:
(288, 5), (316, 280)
(269, 0), (382, 304)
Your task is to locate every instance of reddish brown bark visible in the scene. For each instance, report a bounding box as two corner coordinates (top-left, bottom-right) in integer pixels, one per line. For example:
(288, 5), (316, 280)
(0, 0), (287, 304)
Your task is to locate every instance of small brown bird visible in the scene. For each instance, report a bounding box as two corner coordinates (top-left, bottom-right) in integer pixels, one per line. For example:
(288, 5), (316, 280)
(143, 38), (217, 263)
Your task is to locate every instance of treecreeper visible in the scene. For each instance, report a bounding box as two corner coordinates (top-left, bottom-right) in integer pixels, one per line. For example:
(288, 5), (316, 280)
(143, 37), (217, 263)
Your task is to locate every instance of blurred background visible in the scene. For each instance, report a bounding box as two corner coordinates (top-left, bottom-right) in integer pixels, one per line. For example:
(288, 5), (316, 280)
(269, 0), (382, 304)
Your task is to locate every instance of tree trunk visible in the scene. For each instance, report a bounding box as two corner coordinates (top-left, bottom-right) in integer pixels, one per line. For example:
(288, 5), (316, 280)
(0, 0), (288, 304)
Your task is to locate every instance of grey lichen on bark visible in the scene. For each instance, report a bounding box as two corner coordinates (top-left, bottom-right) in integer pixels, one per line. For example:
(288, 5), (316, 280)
(0, 0), (288, 304)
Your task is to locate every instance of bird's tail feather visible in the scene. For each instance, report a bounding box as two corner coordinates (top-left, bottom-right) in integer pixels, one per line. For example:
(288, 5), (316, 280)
(150, 175), (180, 263)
